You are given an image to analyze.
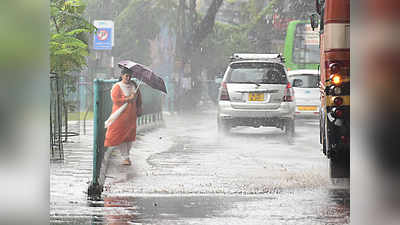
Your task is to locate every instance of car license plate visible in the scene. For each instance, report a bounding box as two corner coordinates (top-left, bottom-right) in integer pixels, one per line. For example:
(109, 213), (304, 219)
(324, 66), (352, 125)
(248, 93), (264, 101)
(297, 106), (317, 111)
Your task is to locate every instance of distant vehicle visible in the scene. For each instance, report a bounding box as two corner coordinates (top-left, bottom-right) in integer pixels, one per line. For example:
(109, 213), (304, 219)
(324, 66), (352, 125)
(288, 70), (320, 118)
(283, 20), (320, 71)
(217, 53), (296, 137)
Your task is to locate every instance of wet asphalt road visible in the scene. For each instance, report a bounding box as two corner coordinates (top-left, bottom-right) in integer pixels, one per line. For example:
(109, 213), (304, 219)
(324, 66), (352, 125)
(50, 109), (349, 224)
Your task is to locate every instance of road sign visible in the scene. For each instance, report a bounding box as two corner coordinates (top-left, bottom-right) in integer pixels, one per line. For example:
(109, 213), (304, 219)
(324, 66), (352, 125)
(93, 20), (114, 50)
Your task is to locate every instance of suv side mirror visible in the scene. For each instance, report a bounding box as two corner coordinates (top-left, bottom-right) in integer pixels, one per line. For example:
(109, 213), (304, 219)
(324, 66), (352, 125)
(310, 14), (319, 31)
(292, 79), (303, 87)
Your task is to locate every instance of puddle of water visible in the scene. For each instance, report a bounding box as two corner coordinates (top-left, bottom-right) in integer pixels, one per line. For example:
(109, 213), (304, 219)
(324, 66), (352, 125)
(52, 188), (349, 225)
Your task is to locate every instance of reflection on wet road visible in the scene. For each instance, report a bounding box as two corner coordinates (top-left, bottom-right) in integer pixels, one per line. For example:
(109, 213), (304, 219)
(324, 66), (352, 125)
(86, 188), (349, 225)
(50, 111), (349, 224)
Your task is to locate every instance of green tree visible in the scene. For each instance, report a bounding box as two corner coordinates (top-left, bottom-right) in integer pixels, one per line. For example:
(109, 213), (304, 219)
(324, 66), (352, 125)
(50, 0), (95, 77)
(287, 0), (315, 20)
(175, 0), (224, 109)
(50, 0), (95, 134)
(86, 0), (177, 66)
(201, 22), (254, 78)
(229, 0), (315, 54)
(112, 0), (176, 65)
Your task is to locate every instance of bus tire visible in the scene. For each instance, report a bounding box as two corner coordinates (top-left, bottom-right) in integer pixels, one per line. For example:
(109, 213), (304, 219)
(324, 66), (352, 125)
(329, 151), (350, 178)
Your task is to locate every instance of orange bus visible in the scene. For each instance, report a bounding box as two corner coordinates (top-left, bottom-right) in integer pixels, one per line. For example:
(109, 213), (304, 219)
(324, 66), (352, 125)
(311, 0), (350, 178)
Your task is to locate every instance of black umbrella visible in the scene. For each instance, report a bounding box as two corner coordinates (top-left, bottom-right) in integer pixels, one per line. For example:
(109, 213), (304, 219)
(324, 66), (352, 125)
(118, 60), (167, 94)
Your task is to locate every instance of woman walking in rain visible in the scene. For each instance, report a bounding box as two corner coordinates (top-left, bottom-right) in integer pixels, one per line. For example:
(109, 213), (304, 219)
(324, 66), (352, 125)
(104, 68), (142, 166)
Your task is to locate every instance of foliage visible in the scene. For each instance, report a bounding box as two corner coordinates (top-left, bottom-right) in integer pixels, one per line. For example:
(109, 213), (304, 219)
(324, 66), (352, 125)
(287, 0), (315, 20)
(112, 0), (176, 65)
(226, 0), (315, 55)
(201, 22), (255, 76)
(85, 0), (222, 68)
(50, 0), (95, 76)
(246, 0), (282, 52)
(85, 0), (178, 65)
(189, 0), (224, 53)
(198, 0), (316, 79)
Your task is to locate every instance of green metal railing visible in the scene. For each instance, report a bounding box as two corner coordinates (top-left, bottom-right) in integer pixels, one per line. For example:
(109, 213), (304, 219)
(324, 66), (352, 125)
(87, 79), (164, 199)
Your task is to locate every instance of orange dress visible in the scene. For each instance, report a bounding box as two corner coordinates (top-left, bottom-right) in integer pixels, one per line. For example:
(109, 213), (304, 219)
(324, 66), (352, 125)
(104, 82), (142, 147)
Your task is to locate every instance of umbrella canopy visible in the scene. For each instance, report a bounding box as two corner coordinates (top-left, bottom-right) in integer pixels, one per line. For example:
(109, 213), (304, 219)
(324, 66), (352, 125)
(118, 60), (167, 94)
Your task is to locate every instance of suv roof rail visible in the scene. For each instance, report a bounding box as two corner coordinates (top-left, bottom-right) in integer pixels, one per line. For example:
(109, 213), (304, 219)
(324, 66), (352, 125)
(230, 53), (286, 63)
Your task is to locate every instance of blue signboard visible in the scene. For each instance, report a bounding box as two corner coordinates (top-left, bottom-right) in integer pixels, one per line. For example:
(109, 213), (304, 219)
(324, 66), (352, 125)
(93, 27), (113, 50)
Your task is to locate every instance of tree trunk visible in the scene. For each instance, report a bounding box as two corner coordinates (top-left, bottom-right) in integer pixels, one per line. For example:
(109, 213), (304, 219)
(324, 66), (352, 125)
(190, 0), (223, 51)
(176, 0), (224, 111)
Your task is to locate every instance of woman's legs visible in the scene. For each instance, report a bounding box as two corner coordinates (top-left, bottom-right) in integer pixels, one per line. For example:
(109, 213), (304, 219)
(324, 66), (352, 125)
(119, 143), (129, 161)
(119, 142), (133, 164)
(109, 142), (133, 165)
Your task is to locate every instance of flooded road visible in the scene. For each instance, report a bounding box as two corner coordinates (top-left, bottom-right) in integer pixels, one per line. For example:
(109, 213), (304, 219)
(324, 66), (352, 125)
(50, 109), (349, 224)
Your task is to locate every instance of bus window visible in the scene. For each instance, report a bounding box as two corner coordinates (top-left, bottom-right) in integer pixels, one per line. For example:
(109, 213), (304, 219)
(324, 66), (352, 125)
(292, 23), (320, 65)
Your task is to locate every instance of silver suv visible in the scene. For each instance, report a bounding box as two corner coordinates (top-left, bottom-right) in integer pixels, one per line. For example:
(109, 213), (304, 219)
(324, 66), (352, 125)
(217, 54), (296, 136)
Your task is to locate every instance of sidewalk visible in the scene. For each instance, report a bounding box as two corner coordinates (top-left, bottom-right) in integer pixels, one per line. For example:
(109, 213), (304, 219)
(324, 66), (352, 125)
(50, 120), (95, 220)
(50, 116), (166, 221)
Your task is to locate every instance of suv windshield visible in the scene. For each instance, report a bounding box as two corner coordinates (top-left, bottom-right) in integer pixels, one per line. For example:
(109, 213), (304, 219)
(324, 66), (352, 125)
(288, 74), (319, 88)
(226, 62), (287, 84)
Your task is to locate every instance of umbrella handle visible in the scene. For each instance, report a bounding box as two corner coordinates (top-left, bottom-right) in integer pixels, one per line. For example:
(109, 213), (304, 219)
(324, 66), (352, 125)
(131, 79), (143, 100)
(135, 79), (143, 92)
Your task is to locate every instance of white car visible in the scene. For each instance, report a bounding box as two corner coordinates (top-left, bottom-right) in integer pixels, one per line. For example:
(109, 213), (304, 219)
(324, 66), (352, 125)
(287, 70), (320, 118)
(217, 54), (296, 136)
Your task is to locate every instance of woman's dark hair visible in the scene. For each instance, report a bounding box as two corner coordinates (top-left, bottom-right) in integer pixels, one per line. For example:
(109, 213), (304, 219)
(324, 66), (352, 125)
(121, 67), (133, 75)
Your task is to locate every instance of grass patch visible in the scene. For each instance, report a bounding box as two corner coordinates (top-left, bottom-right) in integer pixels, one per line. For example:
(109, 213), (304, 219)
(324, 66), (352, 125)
(68, 111), (94, 121)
